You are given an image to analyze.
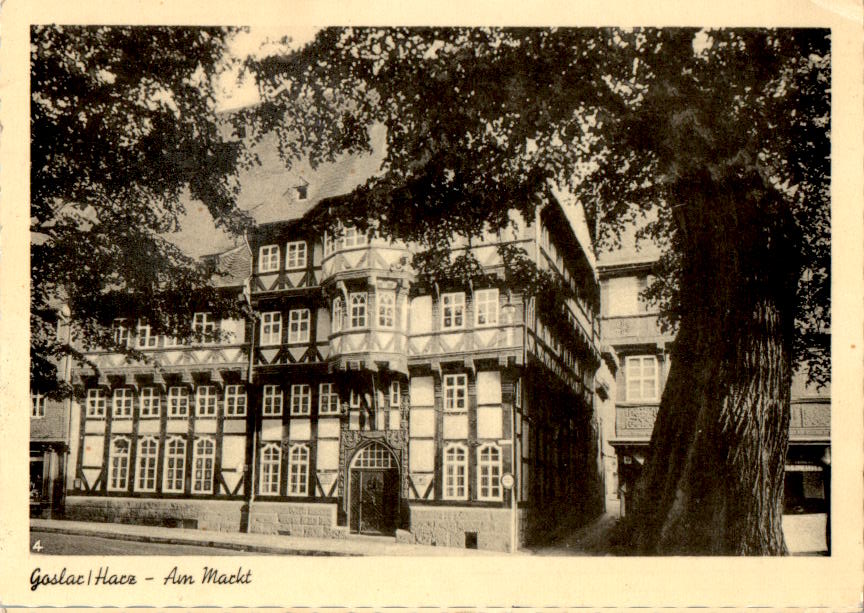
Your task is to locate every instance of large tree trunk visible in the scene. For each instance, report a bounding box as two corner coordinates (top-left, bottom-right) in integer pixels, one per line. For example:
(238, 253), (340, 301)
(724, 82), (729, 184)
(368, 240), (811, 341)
(627, 173), (799, 555)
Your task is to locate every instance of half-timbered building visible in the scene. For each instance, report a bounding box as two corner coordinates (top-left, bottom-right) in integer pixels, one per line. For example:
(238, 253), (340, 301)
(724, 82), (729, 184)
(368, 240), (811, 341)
(64, 149), (605, 551)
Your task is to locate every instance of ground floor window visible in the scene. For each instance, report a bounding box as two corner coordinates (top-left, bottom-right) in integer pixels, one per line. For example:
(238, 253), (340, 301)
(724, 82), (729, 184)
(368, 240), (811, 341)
(288, 444), (310, 495)
(443, 443), (468, 500)
(192, 437), (215, 494)
(136, 437), (159, 492)
(108, 437), (131, 491)
(477, 444), (502, 501)
(163, 437), (186, 493)
(260, 443), (281, 495)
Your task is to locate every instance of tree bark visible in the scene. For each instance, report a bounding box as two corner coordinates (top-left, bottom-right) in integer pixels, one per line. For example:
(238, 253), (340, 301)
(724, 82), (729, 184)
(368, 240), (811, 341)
(627, 173), (798, 555)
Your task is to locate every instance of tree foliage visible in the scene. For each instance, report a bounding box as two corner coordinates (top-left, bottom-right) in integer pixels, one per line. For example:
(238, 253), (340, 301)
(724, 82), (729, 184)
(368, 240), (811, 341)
(31, 26), (252, 396)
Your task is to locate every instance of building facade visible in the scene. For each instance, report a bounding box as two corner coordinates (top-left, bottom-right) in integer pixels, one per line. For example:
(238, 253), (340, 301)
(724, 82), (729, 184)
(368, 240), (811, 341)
(63, 173), (605, 551)
(598, 252), (831, 548)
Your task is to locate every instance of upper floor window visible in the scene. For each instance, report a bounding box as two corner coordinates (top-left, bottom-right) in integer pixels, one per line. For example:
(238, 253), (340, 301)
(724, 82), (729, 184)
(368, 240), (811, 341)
(378, 291), (395, 328)
(349, 389), (362, 408)
(441, 293), (465, 330)
(31, 392), (45, 418)
(196, 385), (218, 417)
(136, 320), (158, 349)
(296, 184), (308, 200)
(290, 384), (311, 416)
(86, 388), (106, 418)
(140, 387), (160, 418)
(477, 444), (503, 501)
(192, 312), (216, 344)
(319, 383), (340, 415)
(443, 374), (468, 411)
(113, 319), (130, 347)
(112, 388), (133, 419)
(167, 386), (189, 418)
(288, 309), (310, 343)
(260, 311), (282, 346)
(332, 296), (344, 333)
(286, 241), (307, 270)
(350, 293), (367, 329)
(259, 245), (280, 273)
(262, 384), (282, 416)
(474, 289), (499, 327)
(625, 355), (659, 402)
(224, 384), (246, 417)
(342, 226), (367, 249)
(389, 380), (401, 407)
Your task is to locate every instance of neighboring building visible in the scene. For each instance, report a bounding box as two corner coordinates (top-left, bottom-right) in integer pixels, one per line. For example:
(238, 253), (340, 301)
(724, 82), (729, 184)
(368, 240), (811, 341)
(30, 317), (73, 518)
(598, 249), (831, 548)
(62, 150), (605, 551)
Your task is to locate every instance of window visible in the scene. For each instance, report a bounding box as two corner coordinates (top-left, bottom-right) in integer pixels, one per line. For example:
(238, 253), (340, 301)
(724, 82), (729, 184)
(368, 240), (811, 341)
(136, 320), (157, 348)
(167, 386), (189, 418)
(441, 292), (465, 329)
(259, 443), (281, 495)
(477, 444), (503, 501)
(112, 388), (133, 419)
(474, 289), (499, 327)
(443, 374), (468, 411)
(192, 312), (216, 344)
(625, 355), (659, 402)
(286, 241), (307, 269)
(140, 387), (160, 418)
(262, 385), (282, 416)
(349, 389), (362, 408)
(296, 184), (308, 200)
(342, 226), (367, 248)
(288, 309), (310, 343)
(332, 296), (344, 333)
(192, 437), (216, 494)
(224, 385), (246, 417)
(389, 380), (400, 407)
(163, 336), (179, 348)
(259, 244), (280, 273)
(260, 311), (282, 346)
(196, 385), (217, 417)
(108, 437), (131, 491)
(443, 444), (468, 500)
(136, 437), (159, 492)
(378, 291), (395, 328)
(86, 389), (106, 418)
(350, 293), (367, 328)
(113, 319), (130, 346)
(31, 392), (45, 419)
(288, 444), (309, 495)
(163, 437), (186, 493)
(290, 384), (311, 416)
(319, 383), (340, 415)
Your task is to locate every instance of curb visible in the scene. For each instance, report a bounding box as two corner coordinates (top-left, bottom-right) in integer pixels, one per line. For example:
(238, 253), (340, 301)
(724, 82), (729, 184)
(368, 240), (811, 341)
(31, 525), (359, 556)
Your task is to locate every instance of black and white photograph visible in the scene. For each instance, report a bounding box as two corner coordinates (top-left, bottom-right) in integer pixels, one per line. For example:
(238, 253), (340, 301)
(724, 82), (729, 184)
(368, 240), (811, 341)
(5, 1), (863, 608)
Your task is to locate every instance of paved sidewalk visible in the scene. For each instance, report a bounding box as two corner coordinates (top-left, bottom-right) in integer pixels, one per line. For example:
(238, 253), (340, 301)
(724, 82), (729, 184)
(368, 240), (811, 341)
(31, 519), (502, 556)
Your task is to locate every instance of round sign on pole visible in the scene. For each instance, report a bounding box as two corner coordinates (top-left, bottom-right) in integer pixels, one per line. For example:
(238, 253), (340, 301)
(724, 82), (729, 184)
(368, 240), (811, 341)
(501, 473), (514, 489)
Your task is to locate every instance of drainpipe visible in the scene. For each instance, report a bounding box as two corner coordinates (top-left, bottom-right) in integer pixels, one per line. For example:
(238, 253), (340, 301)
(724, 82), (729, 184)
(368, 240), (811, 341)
(61, 304), (73, 517)
(242, 232), (257, 533)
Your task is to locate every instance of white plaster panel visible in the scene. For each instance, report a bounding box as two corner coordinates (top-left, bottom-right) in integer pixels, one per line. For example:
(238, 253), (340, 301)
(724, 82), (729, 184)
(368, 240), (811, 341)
(389, 410), (401, 430)
(477, 370), (502, 404)
(443, 414), (468, 439)
(221, 318), (245, 344)
(317, 440), (339, 470)
(261, 419), (283, 441)
(81, 436), (104, 467)
(317, 417), (340, 438)
(289, 418), (311, 441)
(409, 408), (435, 437)
(137, 420), (160, 434)
(409, 439), (435, 472)
(223, 419), (247, 434)
(410, 376), (434, 406)
(84, 420), (105, 434)
(409, 296), (433, 334)
(111, 420), (132, 434)
(195, 419), (218, 434)
(221, 435), (246, 469)
(166, 419), (188, 433)
(477, 406), (503, 439)
(317, 308), (331, 340)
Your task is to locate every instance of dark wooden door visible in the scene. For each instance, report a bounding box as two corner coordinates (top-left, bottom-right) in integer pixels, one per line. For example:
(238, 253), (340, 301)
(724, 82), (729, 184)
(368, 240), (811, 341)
(350, 468), (399, 535)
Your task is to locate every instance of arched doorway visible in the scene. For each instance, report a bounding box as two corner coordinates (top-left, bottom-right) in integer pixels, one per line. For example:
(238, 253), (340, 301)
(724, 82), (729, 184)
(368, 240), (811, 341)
(348, 442), (399, 535)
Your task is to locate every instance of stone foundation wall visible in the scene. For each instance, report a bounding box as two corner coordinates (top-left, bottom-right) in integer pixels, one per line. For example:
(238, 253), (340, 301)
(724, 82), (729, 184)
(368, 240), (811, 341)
(64, 496), (244, 532)
(397, 505), (512, 552)
(248, 501), (345, 538)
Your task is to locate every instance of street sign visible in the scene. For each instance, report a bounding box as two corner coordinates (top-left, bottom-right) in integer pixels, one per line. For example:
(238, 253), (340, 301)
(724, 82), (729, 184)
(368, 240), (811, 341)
(501, 473), (514, 489)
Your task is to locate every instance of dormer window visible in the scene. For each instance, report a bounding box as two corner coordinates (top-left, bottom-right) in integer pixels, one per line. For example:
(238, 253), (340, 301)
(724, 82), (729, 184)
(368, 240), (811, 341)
(296, 185), (308, 200)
